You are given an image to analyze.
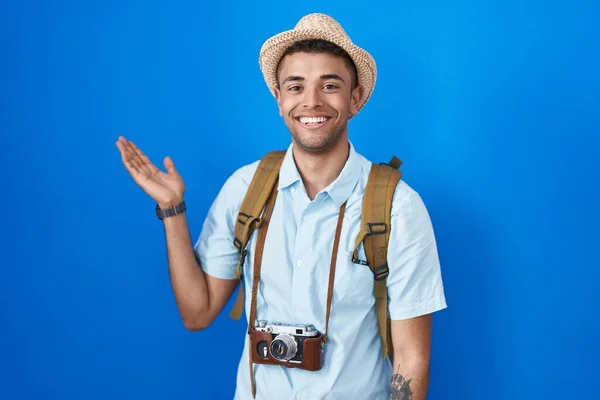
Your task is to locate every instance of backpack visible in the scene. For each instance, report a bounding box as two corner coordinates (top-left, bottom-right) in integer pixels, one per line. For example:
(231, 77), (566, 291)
(228, 150), (402, 361)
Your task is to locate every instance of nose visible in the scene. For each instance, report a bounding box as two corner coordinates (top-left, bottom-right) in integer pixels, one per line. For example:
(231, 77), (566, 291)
(302, 86), (323, 109)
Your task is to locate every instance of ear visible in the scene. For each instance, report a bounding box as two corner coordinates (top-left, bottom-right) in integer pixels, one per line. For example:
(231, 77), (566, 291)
(349, 85), (364, 119)
(274, 87), (283, 117)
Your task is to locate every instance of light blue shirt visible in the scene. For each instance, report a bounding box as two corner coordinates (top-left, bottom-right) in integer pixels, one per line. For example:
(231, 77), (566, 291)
(194, 141), (447, 400)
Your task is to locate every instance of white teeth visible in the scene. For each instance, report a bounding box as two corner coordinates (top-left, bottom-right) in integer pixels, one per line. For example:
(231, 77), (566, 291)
(299, 116), (328, 125)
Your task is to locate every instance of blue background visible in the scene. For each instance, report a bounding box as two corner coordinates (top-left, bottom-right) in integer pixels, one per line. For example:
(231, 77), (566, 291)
(1, 0), (598, 399)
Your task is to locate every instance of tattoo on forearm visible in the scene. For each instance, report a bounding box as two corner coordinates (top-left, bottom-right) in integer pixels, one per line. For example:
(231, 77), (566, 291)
(389, 373), (413, 400)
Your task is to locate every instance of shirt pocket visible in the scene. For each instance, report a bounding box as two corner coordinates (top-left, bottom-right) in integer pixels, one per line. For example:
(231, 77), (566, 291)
(332, 247), (375, 307)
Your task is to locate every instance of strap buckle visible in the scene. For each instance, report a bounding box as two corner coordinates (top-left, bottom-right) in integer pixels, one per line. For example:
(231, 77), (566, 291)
(239, 248), (248, 265)
(352, 257), (369, 266)
(367, 222), (387, 235)
(238, 212), (261, 228)
(233, 237), (243, 252)
(237, 212), (251, 225)
(373, 264), (389, 281)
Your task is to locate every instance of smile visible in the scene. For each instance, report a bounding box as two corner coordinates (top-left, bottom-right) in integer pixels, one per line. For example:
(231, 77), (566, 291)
(295, 116), (331, 129)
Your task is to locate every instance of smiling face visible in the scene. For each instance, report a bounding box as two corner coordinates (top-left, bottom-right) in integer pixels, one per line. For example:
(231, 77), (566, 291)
(274, 50), (363, 155)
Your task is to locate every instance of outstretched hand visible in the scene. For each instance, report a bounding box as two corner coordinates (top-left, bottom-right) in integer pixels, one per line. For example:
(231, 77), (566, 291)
(115, 136), (185, 208)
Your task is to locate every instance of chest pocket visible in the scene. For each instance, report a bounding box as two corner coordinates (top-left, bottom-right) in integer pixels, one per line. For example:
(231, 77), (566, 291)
(332, 241), (375, 307)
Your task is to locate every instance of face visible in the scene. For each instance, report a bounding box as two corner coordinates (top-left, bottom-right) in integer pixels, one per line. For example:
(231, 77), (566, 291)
(274, 52), (363, 155)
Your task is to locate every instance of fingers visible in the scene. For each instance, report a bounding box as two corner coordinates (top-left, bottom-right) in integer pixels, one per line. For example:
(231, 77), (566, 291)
(118, 137), (145, 174)
(116, 137), (141, 176)
(116, 136), (157, 176)
(129, 140), (157, 173)
(163, 156), (178, 175)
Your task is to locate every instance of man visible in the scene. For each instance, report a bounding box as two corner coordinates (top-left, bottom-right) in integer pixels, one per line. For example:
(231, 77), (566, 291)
(116, 13), (446, 400)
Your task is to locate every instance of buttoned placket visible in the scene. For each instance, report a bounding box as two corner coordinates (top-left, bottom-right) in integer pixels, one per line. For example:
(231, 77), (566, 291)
(290, 184), (317, 321)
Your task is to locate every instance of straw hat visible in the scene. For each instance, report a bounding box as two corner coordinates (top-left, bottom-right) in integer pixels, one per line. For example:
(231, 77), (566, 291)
(258, 13), (377, 113)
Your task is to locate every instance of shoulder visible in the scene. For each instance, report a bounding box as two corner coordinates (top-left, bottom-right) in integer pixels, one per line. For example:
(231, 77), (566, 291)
(208, 158), (261, 216)
(222, 150), (286, 189)
(225, 159), (261, 190)
(353, 150), (426, 219)
(391, 180), (423, 218)
(353, 151), (420, 204)
(214, 149), (288, 207)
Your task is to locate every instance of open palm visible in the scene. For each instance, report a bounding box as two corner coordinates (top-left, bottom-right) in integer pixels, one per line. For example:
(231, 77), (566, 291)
(116, 136), (185, 207)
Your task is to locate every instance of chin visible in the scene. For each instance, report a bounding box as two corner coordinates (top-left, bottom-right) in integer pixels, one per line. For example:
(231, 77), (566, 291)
(292, 134), (341, 155)
(285, 117), (347, 152)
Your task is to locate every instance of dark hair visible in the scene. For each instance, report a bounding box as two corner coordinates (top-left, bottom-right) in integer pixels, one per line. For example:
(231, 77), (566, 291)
(276, 39), (359, 89)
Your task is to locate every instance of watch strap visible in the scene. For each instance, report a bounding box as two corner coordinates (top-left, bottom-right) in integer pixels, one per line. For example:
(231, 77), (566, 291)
(156, 201), (186, 220)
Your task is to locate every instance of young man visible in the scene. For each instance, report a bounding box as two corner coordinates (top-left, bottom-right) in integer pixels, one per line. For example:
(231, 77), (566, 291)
(116, 13), (446, 400)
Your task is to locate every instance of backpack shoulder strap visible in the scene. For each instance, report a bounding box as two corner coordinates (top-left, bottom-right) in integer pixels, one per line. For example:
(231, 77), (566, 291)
(229, 150), (286, 321)
(352, 156), (403, 360)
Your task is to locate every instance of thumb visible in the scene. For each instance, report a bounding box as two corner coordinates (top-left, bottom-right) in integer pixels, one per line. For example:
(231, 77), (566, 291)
(163, 156), (178, 175)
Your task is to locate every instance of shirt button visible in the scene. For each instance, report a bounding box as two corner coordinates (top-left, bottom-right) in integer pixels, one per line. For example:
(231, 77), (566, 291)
(295, 394), (304, 400)
(291, 187), (296, 192)
(296, 260), (303, 267)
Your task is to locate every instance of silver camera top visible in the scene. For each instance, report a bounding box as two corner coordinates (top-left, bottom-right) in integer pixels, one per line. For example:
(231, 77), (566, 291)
(255, 320), (320, 337)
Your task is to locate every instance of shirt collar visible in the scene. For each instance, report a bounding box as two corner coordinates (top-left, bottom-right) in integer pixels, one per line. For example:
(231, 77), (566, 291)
(277, 141), (362, 207)
(277, 142), (303, 190)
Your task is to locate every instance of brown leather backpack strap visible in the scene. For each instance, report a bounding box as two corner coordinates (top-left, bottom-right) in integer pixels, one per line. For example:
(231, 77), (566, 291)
(247, 182), (279, 399)
(322, 201), (347, 344)
(229, 151), (285, 321)
(352, 159), (402, 359)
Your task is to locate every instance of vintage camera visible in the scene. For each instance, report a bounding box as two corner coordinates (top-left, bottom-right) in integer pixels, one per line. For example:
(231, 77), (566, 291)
(249, 320), (324, 371)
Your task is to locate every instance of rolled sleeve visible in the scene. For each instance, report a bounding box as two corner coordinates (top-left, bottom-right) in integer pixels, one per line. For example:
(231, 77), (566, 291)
(193, 169), (251, 280)
(386, 192), (447, 320)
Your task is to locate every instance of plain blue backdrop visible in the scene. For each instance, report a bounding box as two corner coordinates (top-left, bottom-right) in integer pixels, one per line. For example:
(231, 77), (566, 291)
(1, 0), (599, 399)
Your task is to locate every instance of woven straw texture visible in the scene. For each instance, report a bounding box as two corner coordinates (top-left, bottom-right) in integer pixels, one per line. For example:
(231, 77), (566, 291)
(259, 13), (377, 113)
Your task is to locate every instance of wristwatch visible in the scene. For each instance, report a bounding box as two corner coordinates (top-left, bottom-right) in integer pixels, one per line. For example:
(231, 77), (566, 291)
(156, 201), (186, 220)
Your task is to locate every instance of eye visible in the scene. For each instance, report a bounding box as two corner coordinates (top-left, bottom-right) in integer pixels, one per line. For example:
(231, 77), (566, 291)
(288, 85), (302, 92)
(323, 84), (338, 90)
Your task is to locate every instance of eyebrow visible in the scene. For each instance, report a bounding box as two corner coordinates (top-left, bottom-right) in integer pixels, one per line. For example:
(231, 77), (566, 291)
(320, 74), (345, 83)
(282, 74), (346, 84)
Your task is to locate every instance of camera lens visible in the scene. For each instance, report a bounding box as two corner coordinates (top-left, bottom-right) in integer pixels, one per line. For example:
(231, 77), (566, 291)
(269, 334), (297, 361)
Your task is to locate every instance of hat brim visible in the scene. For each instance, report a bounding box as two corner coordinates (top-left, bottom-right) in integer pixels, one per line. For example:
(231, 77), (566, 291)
(259, 29), (377, 113)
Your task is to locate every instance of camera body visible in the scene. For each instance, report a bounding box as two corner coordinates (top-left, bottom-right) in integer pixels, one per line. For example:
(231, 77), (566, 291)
(249, 320), (324, 371)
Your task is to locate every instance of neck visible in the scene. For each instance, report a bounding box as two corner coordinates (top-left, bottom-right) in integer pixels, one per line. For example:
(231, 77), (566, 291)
(292, 137), (350, 201)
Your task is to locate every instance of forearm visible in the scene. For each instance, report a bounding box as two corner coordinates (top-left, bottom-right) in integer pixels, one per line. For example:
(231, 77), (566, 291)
(162, 212), (210, 330)
(389, 360), (429, 400)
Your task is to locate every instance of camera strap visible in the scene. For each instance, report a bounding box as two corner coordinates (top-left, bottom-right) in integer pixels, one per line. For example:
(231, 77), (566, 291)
(247, 181), (278, 333)
(247, 181), (278, 398)
(246, 184), (347, 398)
(322, 200), (347, 345)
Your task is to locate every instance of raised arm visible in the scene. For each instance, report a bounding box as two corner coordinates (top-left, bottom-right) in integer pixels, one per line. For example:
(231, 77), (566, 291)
(116, 136), (237, 330)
